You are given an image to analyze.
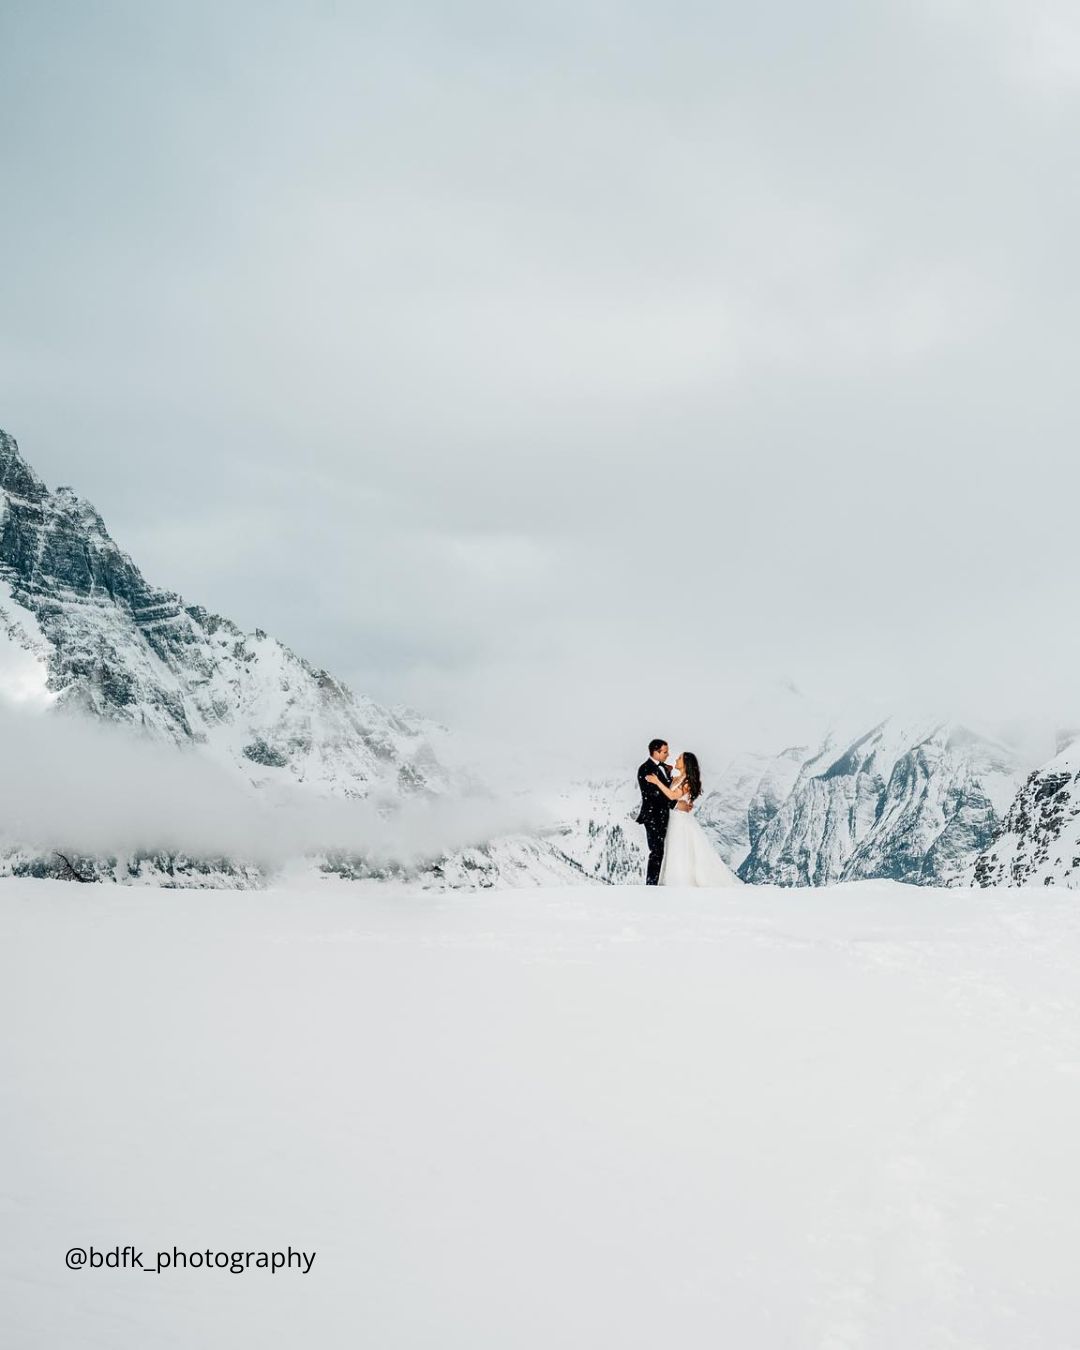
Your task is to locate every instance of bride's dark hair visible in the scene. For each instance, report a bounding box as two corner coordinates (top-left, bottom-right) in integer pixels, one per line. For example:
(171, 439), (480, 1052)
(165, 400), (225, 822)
(682, 751), (703, 802)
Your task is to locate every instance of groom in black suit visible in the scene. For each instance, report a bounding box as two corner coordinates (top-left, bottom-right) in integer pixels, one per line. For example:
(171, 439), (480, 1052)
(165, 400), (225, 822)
(637, 738), (675, 885)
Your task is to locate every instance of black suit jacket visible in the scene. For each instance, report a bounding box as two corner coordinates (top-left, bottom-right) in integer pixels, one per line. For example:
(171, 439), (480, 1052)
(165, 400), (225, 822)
(636, 758), (675, 827)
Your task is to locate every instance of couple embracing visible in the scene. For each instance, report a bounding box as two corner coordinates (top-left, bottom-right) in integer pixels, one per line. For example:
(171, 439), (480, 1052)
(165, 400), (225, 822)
(636, 739), (741, 888)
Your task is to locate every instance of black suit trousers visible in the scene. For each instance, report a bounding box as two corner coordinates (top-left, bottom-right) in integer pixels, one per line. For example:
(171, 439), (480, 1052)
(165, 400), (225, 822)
(642, 812), (669, 886)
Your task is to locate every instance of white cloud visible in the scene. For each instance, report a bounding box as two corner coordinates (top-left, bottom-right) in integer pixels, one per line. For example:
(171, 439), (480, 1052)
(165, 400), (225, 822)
(0, 704), (543, 865)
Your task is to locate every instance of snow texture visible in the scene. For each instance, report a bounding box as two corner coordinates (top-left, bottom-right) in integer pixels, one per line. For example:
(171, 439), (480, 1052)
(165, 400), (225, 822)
(4, 875), (1080, 1347)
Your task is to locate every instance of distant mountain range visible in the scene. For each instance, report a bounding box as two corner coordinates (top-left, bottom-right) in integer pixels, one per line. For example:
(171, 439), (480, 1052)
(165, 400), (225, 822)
(738, 718), (1021, 886)
(1, 428), (1074, 890)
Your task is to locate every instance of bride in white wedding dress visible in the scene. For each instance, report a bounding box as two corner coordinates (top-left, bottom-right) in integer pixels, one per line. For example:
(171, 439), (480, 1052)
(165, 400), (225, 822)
(645, 752), (742, 888)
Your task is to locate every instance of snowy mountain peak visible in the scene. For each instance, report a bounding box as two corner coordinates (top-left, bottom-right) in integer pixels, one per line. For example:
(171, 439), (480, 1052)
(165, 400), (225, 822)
(54, 483), (105, 516)
(0, 430), (47, 504)
(0, 427), (457, 803)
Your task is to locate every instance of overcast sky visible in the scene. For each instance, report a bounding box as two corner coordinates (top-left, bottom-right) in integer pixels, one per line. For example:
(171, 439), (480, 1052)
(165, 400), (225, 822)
(2, 0), (1078, 768)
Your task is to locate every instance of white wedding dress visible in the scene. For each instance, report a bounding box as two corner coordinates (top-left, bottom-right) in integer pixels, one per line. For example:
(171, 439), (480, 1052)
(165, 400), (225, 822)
(658, 778), (742, 888)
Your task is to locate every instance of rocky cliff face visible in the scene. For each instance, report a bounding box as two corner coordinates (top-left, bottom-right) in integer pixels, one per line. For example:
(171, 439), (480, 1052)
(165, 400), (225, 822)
(739, 719), (1021, 887)
(973, 744), (1080, 888)
(0, 430), (452, 800)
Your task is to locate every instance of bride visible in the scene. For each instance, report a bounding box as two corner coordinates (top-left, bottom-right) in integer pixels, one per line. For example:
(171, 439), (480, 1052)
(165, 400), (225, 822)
(645, 752), (742, 888)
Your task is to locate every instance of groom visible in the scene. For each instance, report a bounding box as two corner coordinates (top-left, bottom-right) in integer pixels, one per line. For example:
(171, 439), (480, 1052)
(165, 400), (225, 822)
(636, 738), (675, 885)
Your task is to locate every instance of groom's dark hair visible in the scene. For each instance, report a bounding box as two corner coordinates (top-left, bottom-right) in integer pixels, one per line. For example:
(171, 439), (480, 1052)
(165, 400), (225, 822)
(648, 739), (667, 755)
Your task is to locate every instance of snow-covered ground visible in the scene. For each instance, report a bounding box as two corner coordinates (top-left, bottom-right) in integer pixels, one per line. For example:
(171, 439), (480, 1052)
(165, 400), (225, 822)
(4, 877), (1080, 1348)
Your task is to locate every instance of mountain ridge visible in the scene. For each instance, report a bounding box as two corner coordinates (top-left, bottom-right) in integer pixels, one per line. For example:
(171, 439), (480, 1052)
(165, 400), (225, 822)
(0, 429), (452, 792)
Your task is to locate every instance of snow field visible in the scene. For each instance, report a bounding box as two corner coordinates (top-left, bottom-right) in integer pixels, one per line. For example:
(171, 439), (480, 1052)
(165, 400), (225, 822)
(3, 877), (1080, 1348)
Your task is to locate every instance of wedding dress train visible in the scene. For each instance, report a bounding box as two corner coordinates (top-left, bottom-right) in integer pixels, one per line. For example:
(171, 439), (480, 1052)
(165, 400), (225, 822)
(658, 804), (742, 888)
